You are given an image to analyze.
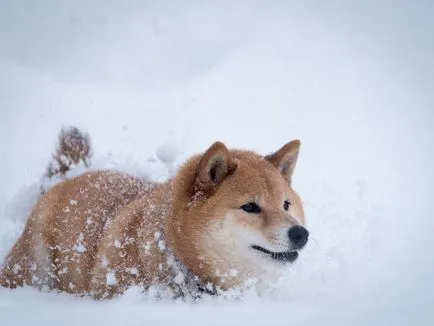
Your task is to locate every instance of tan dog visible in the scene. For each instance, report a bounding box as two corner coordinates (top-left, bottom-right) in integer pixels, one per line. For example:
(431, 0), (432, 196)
(0, 128), (308, 299)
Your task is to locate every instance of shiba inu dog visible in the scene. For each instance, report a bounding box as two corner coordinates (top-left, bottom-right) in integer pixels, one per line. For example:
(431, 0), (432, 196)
(0, 127), (308, 299)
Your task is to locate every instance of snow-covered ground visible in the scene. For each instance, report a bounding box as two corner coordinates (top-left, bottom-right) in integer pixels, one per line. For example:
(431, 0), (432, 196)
(1, 0), (433, 325)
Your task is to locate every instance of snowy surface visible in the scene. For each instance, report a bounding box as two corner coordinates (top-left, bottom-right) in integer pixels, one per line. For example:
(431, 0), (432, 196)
(1, 0), (434, 325)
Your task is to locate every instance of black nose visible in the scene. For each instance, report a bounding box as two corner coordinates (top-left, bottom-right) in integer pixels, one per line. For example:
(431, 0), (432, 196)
(288, 225), (309, 249)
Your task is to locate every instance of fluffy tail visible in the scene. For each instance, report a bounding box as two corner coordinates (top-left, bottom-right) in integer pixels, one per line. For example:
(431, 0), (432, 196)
(45, 126), (92, 179)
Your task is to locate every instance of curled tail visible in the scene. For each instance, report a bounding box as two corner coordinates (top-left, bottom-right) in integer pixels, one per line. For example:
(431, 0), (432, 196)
(45, 126), (92, 179)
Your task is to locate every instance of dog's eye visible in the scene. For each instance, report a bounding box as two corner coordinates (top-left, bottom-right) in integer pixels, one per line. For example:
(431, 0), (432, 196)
(283, 200), (291, 211)
(240, 202), (261, 214)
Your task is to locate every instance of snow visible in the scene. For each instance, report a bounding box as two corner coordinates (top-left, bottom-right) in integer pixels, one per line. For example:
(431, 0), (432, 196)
(1, 0), (434, 325)
(174, 272), (186, 285)
(156, 142), (179, 165)
(73, 233), (87, 253)
(106, 272), (117, 287)
(158, 240), (166, 252)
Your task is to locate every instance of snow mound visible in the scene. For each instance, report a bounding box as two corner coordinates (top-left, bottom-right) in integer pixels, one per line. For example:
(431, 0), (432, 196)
(156, 143), (179, 165)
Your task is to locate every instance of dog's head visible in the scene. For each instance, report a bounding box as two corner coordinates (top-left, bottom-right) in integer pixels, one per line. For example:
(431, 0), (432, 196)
(168, 140), (307, 290)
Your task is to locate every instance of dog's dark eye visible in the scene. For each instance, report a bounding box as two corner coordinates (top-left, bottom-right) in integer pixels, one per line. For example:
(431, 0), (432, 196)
(283, 200), (291, 211)
(240, 202), (261, 214)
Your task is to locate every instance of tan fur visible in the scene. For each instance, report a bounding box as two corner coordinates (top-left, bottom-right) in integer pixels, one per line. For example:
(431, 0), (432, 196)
(0, 134), (306, 299)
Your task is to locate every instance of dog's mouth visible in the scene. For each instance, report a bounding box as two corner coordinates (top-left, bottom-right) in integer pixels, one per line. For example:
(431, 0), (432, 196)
(251, 245), (299, 263)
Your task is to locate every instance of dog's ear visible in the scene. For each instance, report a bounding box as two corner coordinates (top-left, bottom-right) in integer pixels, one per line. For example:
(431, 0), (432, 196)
(265, 140), (300, 184)
(194, 142), (237, 195)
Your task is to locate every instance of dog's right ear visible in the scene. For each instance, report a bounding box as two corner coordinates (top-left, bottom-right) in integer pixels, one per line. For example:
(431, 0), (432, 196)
(194, 142), (237, 195)
(265, 139), (300, 185)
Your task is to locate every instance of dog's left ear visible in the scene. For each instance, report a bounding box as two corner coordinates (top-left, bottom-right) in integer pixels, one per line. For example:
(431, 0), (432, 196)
(194, 141), (237, 195)
(265, 140), (300, 184)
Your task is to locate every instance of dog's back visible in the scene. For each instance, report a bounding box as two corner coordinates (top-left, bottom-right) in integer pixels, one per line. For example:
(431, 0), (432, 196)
(0, 170), (148, 292)
(0, 128), (148, 292)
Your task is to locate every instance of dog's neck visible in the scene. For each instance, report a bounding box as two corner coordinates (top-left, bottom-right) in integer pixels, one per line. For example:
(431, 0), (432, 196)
(147, 184), (218, 300)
